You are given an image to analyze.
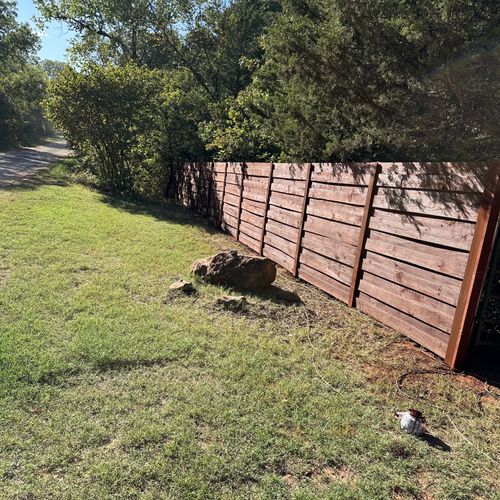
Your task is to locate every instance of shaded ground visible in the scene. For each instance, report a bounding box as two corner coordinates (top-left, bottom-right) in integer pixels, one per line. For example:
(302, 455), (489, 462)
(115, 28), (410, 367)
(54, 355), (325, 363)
(0, 164), (498, 499)
(0, 138), (70, 185)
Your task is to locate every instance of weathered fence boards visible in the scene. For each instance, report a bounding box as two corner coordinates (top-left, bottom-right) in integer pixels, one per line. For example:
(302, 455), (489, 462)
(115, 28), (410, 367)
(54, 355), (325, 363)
(177, 162), (500, 368)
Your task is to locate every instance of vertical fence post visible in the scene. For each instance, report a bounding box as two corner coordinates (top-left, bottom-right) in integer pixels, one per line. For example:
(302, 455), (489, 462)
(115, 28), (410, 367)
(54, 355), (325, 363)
(207, 161), (214, 220)
(195, 163), (201, 211)
(348, 164), (381, 308)
(259, 162), (274, 256)
(236, 162), (245, 241)
(445, 167), (500, 368)
(293, 163), (313, 277)
(220, 162), (228, 229)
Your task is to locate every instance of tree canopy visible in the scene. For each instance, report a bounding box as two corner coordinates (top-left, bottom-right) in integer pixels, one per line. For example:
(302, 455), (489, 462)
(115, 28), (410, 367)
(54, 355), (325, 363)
(0, 0), (50, 148)
(36, 0), (500, 192)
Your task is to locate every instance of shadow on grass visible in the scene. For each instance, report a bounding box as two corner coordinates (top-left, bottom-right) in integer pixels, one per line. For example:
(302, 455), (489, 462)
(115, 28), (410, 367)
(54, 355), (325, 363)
(99, 193), (222, 235)
(30, 356), (182, 389)
(420, 433), (452, 452)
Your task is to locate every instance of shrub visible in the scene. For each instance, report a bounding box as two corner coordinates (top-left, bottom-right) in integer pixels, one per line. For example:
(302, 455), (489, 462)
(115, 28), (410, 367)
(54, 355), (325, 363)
(45, 63), (163, 192)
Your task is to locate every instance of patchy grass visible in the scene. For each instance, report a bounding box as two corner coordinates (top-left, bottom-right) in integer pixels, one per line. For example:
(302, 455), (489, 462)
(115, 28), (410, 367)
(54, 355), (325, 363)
(0, 163), (498, 499)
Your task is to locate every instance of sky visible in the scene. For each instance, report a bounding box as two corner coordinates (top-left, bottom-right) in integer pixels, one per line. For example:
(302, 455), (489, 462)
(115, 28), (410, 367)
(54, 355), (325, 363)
(16, 0), (73, 61)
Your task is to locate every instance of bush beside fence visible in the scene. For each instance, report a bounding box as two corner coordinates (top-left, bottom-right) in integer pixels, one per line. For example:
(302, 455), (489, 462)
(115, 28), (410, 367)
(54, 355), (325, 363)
(176, 162), (500, 368)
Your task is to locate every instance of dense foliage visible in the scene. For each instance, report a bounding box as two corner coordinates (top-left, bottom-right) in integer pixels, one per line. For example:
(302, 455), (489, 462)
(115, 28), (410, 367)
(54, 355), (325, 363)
(38, 0), (500, 192)
(0, 1), (50, 148)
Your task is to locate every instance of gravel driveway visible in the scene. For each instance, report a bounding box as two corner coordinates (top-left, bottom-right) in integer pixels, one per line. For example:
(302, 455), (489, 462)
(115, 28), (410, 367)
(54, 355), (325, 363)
(0, 138), (71, 186)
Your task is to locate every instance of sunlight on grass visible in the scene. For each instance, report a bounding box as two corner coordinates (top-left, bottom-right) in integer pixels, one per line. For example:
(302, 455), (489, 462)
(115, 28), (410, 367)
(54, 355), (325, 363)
(0, 164), (498, 498)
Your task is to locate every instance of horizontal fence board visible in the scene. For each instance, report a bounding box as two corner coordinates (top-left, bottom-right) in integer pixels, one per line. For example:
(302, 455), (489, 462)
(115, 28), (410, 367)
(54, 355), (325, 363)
(357, 292), (449, 357)
(373, 188), (481, 221)
(240, 209), (262, 228)
(213, 162), (227, 173)
(369, 209), (475, 251)
(225, 183), (241, 197)
(377, 164), (486, 192)
(269, 191), (304, 212)
(264, 232), (297, 256)
(359, 272), (456, 332)
(307, 198), (364, 226)
(271, 178), (307, 196)
(241, 198), (266, 216)
(223, 204), (239, 218)
(221, 222), (238, 238)
(300, 248), (353, 286)
(239, 231), (261, 252)
(311, 163), (373, 185)
(263, 243), (294, 271)
(301, 231), (356, 267)
(298, 263), (350, 303)
(240, 220), (262, 241)
(243, 179), (268, 191)
(241, 189), (267, 203)
(267, 206), (301, 228)
(365, 230), (469, 279)
(309, 183), (368, 205)
(303, 215), (359, 246)
(273, 163), (309, 180)
(221, 212), (239, 227)
(227, 162), (244, 175)
(265, 219), (299, 243)
(362, 251), (462, 306)
(244, 162), (271, 177)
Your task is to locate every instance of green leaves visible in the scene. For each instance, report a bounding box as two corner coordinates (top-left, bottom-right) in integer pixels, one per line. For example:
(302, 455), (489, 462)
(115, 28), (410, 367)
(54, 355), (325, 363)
(206, 0), (500, 161)
(45, 64), (164, 192)
(0, 1), (48, 149)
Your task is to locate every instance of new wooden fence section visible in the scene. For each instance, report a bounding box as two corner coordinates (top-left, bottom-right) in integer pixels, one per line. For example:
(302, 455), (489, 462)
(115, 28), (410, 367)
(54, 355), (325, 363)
(176, 162), (500, 368)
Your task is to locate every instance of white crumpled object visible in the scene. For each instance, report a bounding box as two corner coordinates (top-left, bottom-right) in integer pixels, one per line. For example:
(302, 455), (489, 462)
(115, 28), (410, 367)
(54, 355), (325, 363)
(395, 409), (426, 436)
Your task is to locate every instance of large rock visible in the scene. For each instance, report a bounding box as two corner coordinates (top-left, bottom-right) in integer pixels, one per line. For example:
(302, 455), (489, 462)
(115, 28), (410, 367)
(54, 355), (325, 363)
(191, 250), (276, 290)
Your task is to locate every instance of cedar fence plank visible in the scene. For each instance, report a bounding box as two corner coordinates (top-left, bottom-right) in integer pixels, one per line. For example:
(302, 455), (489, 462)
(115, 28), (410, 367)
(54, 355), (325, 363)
(300, 248), (353, 286)
(362, 251), (462, 306)
(307, 198), (364, 226)
(357, 293), (449, 357)
(309, 183), (368, 205)
(369, 209), (475, 251)
(265, 219), (299, 243)
(298, 263), (350, 303)
(359, 272), (456, 330)
(373, 188), (481, 222)
(365, 230), (469, 279)
(301, 231), (357, 267)
(303, 216), (359, 246)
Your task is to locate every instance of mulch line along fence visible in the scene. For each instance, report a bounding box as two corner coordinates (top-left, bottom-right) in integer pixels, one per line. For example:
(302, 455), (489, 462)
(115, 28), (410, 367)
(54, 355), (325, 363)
(176, 162), (500, 368)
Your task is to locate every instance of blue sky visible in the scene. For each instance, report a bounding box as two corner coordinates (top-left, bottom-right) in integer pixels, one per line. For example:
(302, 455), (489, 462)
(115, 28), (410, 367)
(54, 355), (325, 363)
(16, 0), (73, 61)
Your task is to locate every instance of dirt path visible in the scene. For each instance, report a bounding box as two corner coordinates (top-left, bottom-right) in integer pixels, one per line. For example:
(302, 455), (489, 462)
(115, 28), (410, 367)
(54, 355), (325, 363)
(0, 138), (71, 185)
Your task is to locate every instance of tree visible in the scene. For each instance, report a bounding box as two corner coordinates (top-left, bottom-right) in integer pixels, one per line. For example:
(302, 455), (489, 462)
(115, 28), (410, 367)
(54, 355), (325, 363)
(206, 0), (500, 161)
(0, 0), (39, 69)
(0, 1), (48, 148)
(40, 59), (66, 79)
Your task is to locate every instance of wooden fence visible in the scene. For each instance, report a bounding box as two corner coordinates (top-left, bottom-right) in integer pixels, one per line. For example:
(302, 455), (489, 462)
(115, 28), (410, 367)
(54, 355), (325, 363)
(176, 162), (500, 368)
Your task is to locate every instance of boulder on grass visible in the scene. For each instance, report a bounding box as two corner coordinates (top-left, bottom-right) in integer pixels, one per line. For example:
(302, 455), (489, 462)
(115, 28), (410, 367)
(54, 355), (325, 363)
(191, 250), (276, 290)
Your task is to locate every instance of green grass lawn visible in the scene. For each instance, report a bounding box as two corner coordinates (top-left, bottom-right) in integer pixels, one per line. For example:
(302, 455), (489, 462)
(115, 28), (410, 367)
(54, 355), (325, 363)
(0, 163), (498, 499)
